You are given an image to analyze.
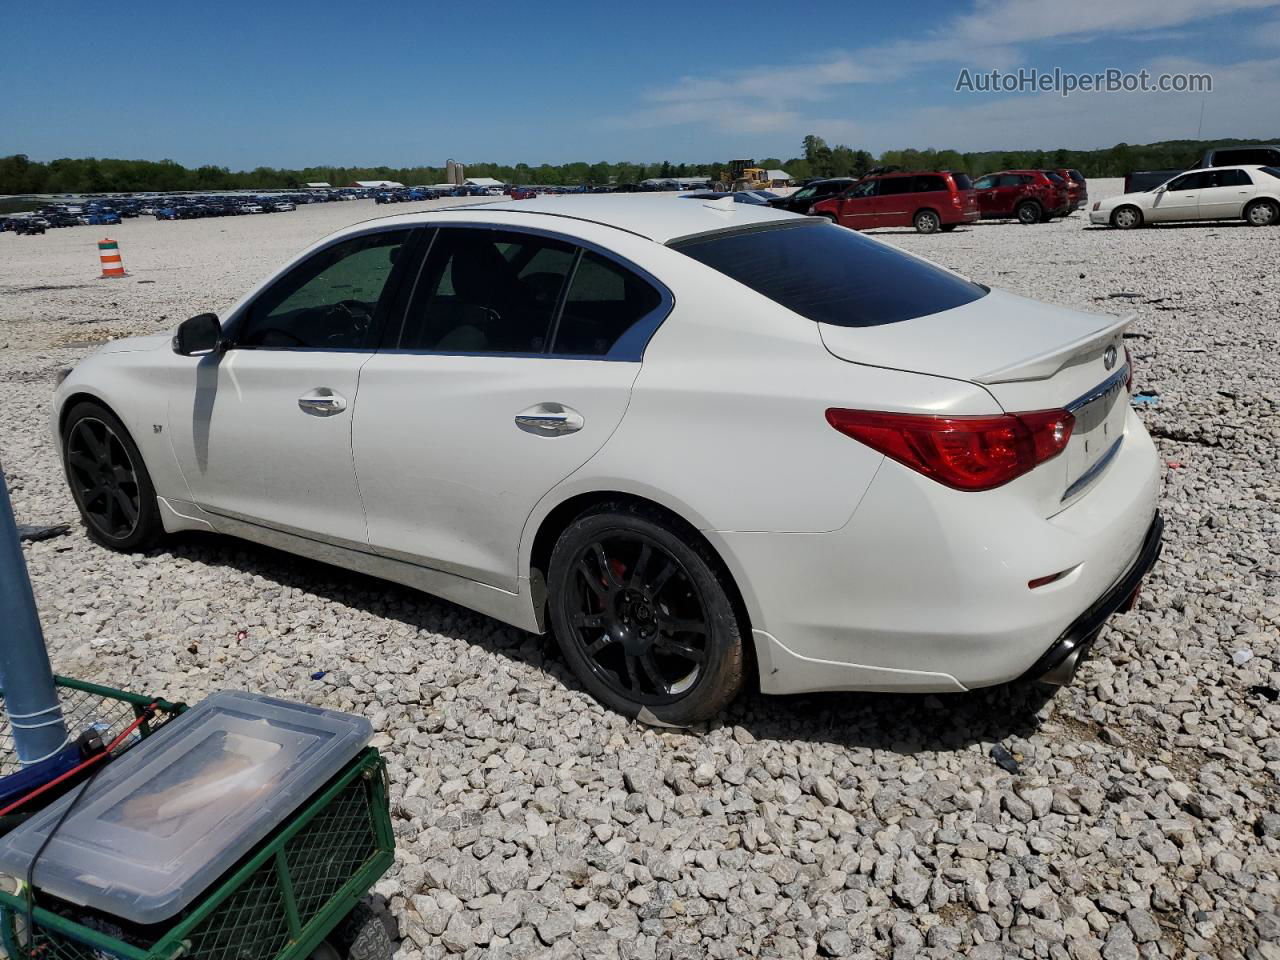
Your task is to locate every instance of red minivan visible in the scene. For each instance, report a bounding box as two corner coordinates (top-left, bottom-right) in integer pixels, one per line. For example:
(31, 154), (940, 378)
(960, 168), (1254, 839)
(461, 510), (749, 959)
(810, 171), (978, 234)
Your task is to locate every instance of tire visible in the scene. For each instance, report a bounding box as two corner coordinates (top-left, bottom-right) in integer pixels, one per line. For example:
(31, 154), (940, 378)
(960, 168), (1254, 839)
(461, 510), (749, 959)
(61, 400), (163, 551)
(328, 903), (394, 960)
(913, 210), (941, 234)
(1110, 206), (1143, 230)
(939, 224), (957, 232)
(1244, 199), (1278, 227)
(547, 502), (746, 725)
(1016, 201), (1042, 225)
(817, 212), (838, 225)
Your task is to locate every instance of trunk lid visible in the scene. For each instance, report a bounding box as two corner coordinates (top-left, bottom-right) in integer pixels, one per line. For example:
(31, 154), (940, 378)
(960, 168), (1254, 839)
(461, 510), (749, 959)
(819, 289), (1132, 515)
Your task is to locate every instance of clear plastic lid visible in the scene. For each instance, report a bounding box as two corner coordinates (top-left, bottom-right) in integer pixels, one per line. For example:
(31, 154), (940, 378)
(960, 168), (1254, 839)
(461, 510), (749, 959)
(0, 691), (371, 925)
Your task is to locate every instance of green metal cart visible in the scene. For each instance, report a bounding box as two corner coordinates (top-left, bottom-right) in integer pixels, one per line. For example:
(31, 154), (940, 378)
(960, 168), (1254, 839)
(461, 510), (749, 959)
(0, 678), (396, 960)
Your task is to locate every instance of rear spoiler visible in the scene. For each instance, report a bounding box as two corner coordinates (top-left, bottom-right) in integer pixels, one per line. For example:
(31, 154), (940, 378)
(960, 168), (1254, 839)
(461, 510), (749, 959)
(976, 314), (1134, 384)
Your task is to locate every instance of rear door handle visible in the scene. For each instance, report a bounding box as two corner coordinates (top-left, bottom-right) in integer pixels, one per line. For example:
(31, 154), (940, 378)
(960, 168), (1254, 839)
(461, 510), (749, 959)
(515, 403), (584, 436)
(298, 388), (347, 416)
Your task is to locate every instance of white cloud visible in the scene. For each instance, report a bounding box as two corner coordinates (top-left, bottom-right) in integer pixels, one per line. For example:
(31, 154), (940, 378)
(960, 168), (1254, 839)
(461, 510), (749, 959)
(852, 56), (1279, 152)
(608, 0), (1280, 143)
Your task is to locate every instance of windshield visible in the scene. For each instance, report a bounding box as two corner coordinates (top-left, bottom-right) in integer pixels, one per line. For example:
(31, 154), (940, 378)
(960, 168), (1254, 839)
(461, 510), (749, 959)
(671, 222), (987, 328)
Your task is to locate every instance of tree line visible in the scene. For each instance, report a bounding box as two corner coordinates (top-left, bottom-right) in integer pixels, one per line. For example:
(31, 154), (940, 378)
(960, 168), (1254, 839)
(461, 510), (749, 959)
(2, 135), (1275, 196)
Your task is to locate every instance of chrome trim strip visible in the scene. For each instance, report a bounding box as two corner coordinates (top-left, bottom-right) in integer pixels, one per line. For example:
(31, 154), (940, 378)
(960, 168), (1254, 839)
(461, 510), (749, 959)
(1061, 435), (1124, 502)
(1066, 366), (1129, 413)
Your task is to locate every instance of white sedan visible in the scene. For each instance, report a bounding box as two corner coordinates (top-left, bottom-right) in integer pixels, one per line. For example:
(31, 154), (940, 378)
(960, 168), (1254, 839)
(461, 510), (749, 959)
(1091, 164), (1280, 228)
(54, 197), (1162, 724)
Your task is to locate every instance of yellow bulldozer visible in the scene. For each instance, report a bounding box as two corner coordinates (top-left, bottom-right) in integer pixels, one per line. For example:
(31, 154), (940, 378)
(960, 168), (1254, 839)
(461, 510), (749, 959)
(720, 159), (770, 192)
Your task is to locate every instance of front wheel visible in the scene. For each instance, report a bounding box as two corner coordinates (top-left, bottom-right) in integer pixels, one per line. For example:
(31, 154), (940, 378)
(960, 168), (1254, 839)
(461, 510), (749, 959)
(1244, 199), (1278, 227)
(913, 210), (941, 234)
(1110, 205), (1143, 229)
(62, 401), (163, 551)
(548, 503), (746, 725)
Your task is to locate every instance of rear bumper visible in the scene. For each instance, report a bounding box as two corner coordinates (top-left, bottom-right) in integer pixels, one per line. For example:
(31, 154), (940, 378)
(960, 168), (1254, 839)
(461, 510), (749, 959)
(1019, 511), (1163, 683)
(717, 408), (1161, 695)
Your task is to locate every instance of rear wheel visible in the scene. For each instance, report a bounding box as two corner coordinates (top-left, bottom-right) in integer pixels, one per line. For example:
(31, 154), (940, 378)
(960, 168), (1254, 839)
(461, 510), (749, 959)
(548, 503), (746, 725)
(1244, 199), (1278, 227)
(1016, 201), (1042, 225)
(1110, 205), (1143, 229)
(913, 210), (941, 234)
(62, 401), (162, 551)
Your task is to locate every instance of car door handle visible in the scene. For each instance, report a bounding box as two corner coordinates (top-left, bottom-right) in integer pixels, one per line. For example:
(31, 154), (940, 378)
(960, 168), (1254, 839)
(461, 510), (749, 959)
(298, 388), (347, 416)
(515, 403), (584, 436)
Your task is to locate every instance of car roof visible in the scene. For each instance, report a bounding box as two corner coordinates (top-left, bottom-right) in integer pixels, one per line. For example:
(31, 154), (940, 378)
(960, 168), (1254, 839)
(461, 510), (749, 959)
(384, 195), (803, 244)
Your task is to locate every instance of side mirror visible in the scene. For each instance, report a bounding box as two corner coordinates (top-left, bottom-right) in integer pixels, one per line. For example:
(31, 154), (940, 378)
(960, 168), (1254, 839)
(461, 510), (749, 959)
(172, 313), (222, 356)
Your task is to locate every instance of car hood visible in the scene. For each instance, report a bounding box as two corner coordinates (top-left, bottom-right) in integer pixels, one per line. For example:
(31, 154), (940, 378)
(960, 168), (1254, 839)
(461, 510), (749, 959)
(93, 334), (171, 356)
(1096, 191), (1154, 210)
(818, 288), (1129, 384)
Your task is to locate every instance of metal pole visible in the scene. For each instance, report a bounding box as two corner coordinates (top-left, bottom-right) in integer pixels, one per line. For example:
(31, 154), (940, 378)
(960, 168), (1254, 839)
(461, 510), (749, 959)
(0, 460), (68, 765)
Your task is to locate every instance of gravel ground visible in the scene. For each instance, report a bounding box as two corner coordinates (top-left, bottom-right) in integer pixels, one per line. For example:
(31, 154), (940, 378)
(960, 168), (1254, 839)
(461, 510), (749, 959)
(2, 183), (1278, 960)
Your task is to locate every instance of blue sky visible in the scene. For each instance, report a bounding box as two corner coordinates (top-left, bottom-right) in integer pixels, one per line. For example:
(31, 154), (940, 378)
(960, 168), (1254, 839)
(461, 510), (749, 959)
(5, 0), (1279, 168)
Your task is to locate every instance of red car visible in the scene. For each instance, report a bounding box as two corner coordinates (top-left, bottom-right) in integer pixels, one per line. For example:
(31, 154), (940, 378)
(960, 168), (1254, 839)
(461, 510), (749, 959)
(972, 170), (1071, 224)
(810, 171), (978, 234)
(1055, 168), (1089, 211)
(509, 187), (536, 200)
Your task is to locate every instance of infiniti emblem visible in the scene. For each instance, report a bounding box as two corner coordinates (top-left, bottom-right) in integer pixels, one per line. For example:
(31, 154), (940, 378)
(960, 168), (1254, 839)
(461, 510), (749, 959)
(1103, 345), (1118, 370)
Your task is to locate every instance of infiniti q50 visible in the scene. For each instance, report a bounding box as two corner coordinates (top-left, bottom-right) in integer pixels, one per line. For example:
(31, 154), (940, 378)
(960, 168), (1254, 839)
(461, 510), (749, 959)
(54, 197), (1162, 724)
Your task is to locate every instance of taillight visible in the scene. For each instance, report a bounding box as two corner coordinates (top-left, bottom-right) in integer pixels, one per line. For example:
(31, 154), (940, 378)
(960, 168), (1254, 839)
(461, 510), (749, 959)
(825, 408), (1074, 491)
(1124, 344), (1133, 392)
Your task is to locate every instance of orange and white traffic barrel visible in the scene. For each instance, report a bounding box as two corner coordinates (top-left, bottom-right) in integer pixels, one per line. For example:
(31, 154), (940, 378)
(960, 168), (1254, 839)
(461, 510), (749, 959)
(98, 237), (126, 278)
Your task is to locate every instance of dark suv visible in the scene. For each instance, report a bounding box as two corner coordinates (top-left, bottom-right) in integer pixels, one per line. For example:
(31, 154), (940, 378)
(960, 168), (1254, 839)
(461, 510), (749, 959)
(809, 171), (978, 234)
(972, 170), (1071, 224)
(768, 178), (857, 214)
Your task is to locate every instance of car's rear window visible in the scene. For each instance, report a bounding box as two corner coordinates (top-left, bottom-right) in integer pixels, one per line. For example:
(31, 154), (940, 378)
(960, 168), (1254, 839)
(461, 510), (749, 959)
(951, 173), (973, 190)
(1260, 166), (1280, 180)
(671, 223), (987, 328)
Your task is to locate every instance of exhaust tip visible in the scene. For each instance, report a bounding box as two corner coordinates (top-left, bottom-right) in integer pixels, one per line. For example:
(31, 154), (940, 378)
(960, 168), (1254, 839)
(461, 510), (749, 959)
(1037, 647), (1082, 687)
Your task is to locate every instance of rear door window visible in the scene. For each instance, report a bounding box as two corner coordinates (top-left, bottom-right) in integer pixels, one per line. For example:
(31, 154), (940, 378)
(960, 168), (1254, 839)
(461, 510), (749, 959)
(913, 175), (947, 192)
(1211, 169), (1253, 187)
(399, 228), (575, 353)
(671, 222), (986, 328)
(877, 177), (915, 196)
(552, 252), (663, 356)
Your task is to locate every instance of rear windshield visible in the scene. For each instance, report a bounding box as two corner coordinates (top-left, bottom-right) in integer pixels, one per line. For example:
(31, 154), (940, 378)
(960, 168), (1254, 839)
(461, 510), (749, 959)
(951, 172), (973, 190)
(1044, 171), (1066, 184)
(1260, 166), (1280, 180)
(671, 223), (987, 327)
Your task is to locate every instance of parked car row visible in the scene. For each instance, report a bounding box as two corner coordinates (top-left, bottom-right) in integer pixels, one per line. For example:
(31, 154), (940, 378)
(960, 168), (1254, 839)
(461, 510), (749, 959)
(770, 167), (1087, 234)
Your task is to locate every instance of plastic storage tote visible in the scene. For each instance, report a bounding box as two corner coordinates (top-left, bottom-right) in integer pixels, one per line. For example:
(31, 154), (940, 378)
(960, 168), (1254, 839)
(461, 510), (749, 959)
(0, 691), (372, 925)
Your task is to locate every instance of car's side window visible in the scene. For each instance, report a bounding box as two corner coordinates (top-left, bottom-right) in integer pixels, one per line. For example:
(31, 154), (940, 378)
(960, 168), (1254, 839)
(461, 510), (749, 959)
(1168, 172), (1210, 191)
(238, 230), (410, 350)
(1212, 169), (1252, 187)
(552, 252), (662, 357)
(399, 229), (575, 353)
(973, 176), (995, 190)
(878, 178), (913, 196)
(848, 180), (878, 198)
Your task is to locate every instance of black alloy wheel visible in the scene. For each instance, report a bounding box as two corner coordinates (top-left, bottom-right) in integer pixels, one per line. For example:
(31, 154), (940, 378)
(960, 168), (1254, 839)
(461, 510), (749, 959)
(567, 534), (708, 703)
(62, 401), (162, 550)
(548, 504), (745, 725)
